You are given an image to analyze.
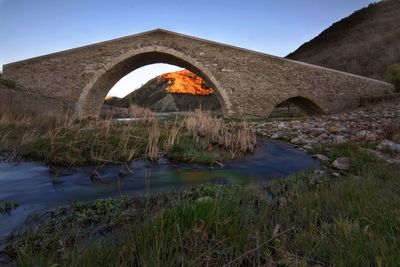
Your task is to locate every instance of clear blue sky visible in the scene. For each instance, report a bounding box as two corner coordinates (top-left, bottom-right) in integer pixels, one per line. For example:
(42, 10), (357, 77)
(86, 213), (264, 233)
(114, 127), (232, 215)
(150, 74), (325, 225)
(0, 0), (377, 96)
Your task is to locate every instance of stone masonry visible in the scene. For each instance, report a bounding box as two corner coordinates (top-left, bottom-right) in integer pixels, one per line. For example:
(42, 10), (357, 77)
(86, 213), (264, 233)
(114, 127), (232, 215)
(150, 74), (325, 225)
(2, 29), (394, 119)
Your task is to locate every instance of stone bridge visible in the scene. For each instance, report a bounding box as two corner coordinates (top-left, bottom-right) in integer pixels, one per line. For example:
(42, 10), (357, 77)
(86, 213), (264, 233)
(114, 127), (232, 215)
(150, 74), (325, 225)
(2, 29), (394, 118)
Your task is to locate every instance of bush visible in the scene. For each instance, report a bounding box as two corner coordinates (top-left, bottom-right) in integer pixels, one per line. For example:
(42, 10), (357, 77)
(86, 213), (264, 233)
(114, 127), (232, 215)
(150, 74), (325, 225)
(385, 63), (400, 92)
(0, 78), (16, 89)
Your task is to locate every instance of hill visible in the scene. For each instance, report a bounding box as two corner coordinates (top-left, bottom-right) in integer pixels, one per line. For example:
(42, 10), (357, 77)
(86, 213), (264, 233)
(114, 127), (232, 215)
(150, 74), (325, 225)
(287, 0), (400, 80)
(104, 70), (221, 112)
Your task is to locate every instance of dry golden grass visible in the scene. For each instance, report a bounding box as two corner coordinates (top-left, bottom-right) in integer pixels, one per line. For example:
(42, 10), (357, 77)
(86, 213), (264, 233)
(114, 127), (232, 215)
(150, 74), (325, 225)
(145, 121), (160, 161)
(163, 117), (182, 151)
(128, 104), (156, 121)
(184, 110), (256, 157)
(0, 109), (257, 164)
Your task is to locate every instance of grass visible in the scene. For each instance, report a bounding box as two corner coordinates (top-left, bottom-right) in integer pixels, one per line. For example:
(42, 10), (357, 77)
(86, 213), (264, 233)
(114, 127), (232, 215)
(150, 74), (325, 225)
(0, 110), (256, 166)
(4, 142), (400, 266)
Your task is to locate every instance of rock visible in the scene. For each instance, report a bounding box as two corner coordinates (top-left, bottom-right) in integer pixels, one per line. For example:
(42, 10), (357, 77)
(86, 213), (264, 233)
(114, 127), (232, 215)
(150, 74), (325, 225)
(333, 135), (348, 144)
(332, 157), (351, 170)
(302, 144), (313, 151)
(277, 122), (286, 129)
(314, 128), (326, 133)
(329, 126), (342, 133)
(313, 154), (329, 161)
(271, 133), (281, 139)
(332, 172), (341, 177)
(290, 137), (305, 145)
(363, 148), (400, 165)
(356, 130), (377, 141)
(377, 139), (400, 153)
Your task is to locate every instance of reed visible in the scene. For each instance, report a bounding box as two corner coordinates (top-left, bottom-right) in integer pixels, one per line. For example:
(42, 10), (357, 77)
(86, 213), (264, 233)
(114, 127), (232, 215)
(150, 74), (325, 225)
(145, 121), (160, 161)
(0, 110), (256, 165)
(163, 117), (182, 151)
(128, 104), (156, 122)
(184, 110), (256, 157)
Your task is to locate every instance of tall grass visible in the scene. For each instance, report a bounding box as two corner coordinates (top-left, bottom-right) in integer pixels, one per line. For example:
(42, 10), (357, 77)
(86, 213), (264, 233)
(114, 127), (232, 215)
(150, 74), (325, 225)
(0, 113), (144, 165)
(145, 121), (160, 161)
(184, 110), (256, 157)
(163, 117), (182, 151)
(0, 110), (257, 165)
(128, 104), (156, 121)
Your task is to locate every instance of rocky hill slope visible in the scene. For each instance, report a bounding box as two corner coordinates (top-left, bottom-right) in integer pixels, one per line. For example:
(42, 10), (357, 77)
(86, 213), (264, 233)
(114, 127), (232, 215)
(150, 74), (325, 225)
(287, 0), (400, 80)
(105, 70), (221, 112)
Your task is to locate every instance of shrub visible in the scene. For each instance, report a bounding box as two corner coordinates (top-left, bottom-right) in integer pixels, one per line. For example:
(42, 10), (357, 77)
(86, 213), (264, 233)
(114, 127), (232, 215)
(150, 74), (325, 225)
(0, 78), (16, 89)
(385, 63), (400, 92)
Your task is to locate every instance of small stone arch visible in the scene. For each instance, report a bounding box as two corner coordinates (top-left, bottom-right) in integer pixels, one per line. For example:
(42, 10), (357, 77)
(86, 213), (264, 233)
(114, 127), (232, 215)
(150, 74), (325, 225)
(271, 95), (326, 117)
(75, 46), (233, 118)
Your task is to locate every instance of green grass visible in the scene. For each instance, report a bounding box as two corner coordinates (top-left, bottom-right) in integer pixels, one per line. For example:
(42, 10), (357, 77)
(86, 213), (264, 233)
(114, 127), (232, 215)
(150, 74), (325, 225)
(168, 133), (227, 164)
(5, 143), (400, 266)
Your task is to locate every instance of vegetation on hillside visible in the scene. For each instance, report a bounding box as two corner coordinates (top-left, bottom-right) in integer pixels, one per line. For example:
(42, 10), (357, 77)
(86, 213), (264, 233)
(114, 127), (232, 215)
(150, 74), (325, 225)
(287, 0), (400, 80)
(385, 63), (400, 92)
(4, 142), (400, 266)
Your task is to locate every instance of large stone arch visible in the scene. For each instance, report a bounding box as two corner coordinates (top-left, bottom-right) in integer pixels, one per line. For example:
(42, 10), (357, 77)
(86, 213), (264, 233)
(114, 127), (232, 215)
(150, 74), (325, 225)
(76, 46), (233, 118)
(2, 29), (394, 119)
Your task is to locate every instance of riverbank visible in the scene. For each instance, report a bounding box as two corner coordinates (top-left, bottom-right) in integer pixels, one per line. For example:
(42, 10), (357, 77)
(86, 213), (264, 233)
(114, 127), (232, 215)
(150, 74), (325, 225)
(1, 103), (400, 266)
(0, 110), (255, 166)
(255, 101), (400, 145)
(254, 101), (400, 165)
(2, 142), (399, 266)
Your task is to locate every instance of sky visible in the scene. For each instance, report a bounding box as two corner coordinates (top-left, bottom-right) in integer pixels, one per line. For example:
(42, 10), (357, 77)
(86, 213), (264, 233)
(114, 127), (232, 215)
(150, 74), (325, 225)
(0, 0), (377, 97)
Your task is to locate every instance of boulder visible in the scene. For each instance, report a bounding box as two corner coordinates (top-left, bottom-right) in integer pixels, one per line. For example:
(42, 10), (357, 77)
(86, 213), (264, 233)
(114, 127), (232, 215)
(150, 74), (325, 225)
(377, 139), (400, 153)
(332, 157), (351, 170)
(333, 135), (348, 144)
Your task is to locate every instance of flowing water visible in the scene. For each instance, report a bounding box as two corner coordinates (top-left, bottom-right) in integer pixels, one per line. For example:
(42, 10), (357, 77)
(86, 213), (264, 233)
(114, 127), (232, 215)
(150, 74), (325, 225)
(0, 140), (319, 238)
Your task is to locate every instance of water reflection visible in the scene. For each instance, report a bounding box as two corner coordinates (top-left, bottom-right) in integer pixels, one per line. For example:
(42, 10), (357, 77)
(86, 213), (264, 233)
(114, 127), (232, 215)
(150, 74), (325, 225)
(0, 140), (319, 237)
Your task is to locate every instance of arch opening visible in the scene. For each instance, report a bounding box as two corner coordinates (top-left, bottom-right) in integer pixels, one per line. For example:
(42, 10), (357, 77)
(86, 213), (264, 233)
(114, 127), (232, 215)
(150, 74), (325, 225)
(269, 96), (325, 118)
(76, 48), (231, 119)
(102, 64), (222, 117)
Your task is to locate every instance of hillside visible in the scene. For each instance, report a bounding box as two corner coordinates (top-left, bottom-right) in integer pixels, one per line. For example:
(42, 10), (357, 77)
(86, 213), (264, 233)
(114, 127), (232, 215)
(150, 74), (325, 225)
(105, 70), (221, 112)
(287, 0), (400, 80)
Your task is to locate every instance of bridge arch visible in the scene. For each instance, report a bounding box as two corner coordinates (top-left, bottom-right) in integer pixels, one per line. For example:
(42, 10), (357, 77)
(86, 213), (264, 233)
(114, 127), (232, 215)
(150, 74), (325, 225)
(76, 46), (233, 118)
(270, 94), (326, 117)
